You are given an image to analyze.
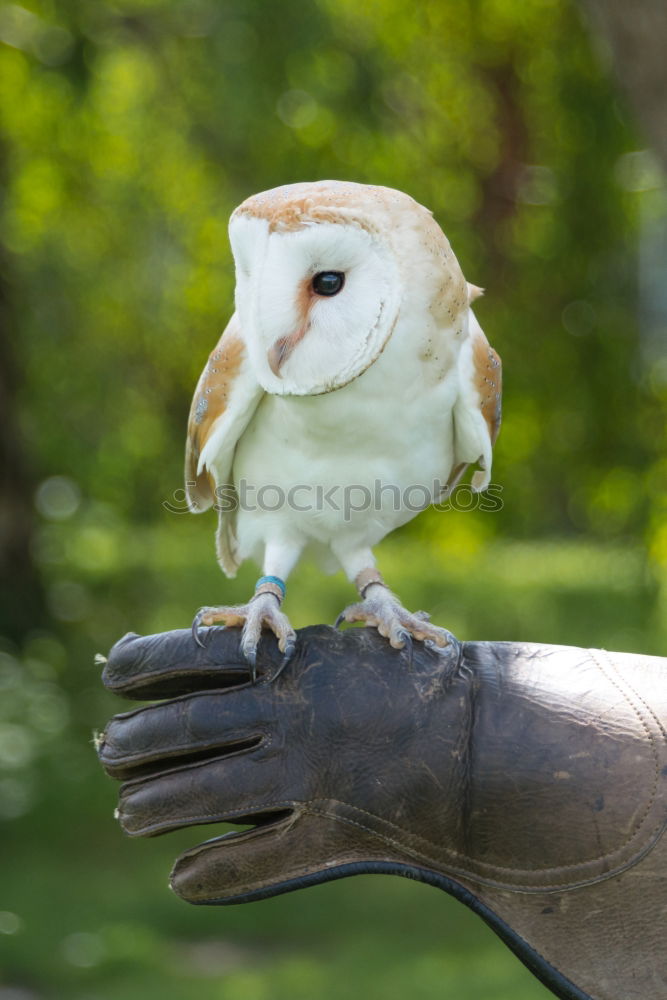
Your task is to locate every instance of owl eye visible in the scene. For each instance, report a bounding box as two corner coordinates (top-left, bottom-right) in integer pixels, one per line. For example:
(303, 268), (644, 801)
(312, 271), (345, 296)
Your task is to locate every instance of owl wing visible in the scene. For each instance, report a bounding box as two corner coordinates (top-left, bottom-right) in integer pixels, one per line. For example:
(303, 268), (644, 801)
(448, 309), (502, 492)
(185, 313), (264, 574)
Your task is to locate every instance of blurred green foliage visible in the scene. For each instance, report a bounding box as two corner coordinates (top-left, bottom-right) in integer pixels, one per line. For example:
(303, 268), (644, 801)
(1, 0), (666, 996)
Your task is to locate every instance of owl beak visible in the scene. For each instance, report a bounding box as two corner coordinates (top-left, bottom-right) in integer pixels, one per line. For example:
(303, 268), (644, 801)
(268, 327), (307, 377)
(268, 337), (291, 377)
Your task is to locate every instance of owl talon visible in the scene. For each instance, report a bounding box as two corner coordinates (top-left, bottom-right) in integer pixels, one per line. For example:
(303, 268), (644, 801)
(282, 637), (296, 661)
(395, 629), (414, 668)
(423, 631), (454, 652)
(395, 628), (412, 650)
(334, 611), (346, 629)
(192, 608), (213, 649)
(335, 590), (452, 659)
(192, 595), (296, 683)
(242, 643), (257, 683)
(272, 639), (296, 682)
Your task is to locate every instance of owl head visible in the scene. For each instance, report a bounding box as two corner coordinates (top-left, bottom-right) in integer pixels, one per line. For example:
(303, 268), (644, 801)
(228, 180), (468, 396)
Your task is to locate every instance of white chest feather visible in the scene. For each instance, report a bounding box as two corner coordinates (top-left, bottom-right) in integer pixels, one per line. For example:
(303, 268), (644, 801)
(229, 311), (460, 558)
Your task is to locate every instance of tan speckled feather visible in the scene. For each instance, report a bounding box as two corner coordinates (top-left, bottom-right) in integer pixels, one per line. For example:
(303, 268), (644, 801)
(472, 326), (502, 446)
(185, 314), (264, 575)
(185, 317), (245, 512)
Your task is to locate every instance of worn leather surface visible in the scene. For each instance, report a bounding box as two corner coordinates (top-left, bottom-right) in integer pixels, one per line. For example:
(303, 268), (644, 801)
(98, 626), (667, 1000)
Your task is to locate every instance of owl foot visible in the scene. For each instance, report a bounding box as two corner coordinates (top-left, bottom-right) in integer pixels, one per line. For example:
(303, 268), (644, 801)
(335, 583), (452, 656)
(192, 590), (296, 682)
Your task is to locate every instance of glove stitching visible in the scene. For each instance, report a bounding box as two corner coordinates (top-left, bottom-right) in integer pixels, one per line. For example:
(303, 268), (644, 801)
(594, 649), (667, 740)
(586, 648), (661, 842)
(303, 800), (667, 892)
(164, 794), (664, 893)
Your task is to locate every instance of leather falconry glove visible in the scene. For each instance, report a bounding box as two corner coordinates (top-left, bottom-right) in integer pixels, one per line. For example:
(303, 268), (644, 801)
(98, 625), (667, 1000)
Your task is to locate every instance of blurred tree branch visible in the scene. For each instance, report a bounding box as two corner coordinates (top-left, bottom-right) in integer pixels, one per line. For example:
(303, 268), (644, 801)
(0, 247), (47, 642)
(581, 0), (667, 170)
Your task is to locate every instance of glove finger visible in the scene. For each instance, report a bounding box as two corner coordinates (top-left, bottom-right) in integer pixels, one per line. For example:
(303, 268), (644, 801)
(116, 745), (293, 837)
(101, 627), (280, 699)
(169, 809), (405, 905)
(98, 686), (272, 780)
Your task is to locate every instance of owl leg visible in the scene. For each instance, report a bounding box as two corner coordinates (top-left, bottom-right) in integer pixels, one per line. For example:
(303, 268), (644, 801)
(333, 547), (453, 653)
(192, 541), (301, 680)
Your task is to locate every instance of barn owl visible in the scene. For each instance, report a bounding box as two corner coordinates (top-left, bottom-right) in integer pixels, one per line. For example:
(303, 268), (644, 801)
(185, 180), (501, 675)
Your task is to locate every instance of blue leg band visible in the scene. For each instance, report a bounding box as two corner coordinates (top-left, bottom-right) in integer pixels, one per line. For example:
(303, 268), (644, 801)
(255, 575), (286, 598)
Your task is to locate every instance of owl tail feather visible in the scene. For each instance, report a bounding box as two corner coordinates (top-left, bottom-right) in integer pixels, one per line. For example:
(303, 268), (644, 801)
(216, 512), (240, 578)
(471, 466), (491, 492)
(470, 441), (492, 492)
